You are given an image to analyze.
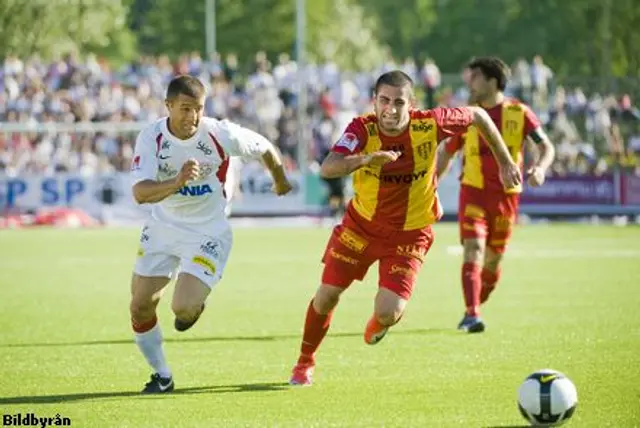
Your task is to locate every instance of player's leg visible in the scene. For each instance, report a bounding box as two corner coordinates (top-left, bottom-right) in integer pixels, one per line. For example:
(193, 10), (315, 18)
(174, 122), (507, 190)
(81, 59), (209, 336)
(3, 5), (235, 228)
(369, 229), (434, 344)
(458, 193), (489, 333)
(171, 273), (210, 332)
(173, 230), (233, 331)
(290, 225), (374, 385)
(480, 195), (518, 304)
(131, 274), (173, 393)
(481, 247), (503, 304)
(131, 221), (181, 393)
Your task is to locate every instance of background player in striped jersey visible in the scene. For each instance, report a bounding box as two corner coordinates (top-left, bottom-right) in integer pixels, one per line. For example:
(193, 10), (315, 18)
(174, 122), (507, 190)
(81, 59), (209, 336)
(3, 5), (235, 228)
(289, 70), (521, 386)
(437, 57), (555, 333)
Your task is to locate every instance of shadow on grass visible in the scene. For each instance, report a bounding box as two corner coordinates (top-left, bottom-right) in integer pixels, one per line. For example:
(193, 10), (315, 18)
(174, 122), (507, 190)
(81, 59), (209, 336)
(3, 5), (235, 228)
(0, 328), (453, 349)
(0, 382), (291, 404)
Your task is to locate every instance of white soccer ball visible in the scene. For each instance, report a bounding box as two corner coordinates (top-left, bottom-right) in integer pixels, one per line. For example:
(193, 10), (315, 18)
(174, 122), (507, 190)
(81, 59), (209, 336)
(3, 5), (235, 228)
(517, 369), (578, 426)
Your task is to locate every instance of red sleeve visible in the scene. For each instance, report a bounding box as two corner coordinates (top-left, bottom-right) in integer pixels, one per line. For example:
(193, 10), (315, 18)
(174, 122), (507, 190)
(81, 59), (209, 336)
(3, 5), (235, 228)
(444, 134), (463, 155)
(431, 107), (474, 141)
(523, 105), (542, 136)
(331, 117), (368, 155)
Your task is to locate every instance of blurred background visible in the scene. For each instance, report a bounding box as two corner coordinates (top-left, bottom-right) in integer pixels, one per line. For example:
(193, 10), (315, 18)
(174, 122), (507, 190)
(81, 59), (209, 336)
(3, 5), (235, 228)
(1, 0), (639, 227)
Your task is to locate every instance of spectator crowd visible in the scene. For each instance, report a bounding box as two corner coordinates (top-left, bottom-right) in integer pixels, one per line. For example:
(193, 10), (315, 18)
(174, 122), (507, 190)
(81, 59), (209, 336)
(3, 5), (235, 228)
(1, 51), (639, 177)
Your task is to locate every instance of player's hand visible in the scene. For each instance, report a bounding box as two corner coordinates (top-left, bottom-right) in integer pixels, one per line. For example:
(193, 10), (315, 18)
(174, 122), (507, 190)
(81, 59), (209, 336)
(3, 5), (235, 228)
(272, 178), (293, 196)
(366, 150), (402, 167)
(526, 166), (546, 187)
(499, 161), (522, 189)
(175, 158), (200, 187)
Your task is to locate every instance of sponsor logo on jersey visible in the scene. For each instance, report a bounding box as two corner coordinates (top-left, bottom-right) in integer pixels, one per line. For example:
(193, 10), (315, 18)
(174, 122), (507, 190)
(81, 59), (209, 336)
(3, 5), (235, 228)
(176, 184), (213, 196)
(196, 141), (213, 155)
(363, 168), (428, 184)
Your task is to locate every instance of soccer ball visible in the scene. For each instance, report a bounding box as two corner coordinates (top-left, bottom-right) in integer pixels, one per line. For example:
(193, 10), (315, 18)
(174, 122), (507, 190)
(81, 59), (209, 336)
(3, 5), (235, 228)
(517, 369), (578, 426)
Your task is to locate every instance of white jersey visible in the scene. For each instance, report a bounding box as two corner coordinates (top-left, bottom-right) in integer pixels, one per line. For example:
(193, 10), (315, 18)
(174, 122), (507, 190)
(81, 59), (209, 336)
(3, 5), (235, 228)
(131, 117), (271, 229)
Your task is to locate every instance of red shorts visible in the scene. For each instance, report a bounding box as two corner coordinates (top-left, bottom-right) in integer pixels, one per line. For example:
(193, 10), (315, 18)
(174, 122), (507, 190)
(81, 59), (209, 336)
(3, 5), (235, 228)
(321, 208), (435, 300)
(458, 185), (520, 254)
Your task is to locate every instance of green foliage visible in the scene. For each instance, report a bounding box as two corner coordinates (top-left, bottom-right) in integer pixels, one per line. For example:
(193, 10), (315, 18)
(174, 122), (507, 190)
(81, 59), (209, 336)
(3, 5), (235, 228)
(361, 0), (640, 78)
(0, 0), (134, 60)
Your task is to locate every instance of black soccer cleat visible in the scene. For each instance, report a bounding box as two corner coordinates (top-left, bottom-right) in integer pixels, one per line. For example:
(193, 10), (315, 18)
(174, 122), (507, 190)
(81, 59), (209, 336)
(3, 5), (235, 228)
(174, 303), (206, 332)
(141, 373), (174, 394)
(457, 313), (486, 333)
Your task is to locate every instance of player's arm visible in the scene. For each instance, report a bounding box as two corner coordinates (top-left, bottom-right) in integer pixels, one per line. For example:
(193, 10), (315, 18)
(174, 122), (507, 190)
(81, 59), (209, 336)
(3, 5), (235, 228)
(436, 136), (461, 180)
(522, 106), (555, 187)
(130, 130), (199, 204)
(218, 119), (292, 196)
(525, 127), (555, 186)
(320, 119), (400, 178)
(133, 161), (199, 204)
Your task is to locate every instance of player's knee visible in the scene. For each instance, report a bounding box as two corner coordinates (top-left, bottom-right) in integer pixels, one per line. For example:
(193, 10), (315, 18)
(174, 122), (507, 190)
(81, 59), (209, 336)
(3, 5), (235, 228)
(463, 239), (484, 262)
(314, 284), (344, 314)
(484, 248), (503, 271)
(129, 298), (156, 323)
(171, 302), (201, 322)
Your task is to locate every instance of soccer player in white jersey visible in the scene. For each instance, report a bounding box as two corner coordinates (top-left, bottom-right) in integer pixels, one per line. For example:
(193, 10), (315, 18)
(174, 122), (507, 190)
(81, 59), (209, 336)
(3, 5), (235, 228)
(129, 75), (292, 393)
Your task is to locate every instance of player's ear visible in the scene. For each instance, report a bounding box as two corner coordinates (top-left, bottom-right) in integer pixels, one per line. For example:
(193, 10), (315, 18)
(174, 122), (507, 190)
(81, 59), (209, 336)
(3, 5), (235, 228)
(164, 98), (172, 112)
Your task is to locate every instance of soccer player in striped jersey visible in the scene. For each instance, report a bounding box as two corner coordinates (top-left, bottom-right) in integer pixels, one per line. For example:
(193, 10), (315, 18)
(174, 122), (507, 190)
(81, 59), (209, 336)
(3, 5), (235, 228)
(438, 57), (555, 333)
(289, 70), (521, 385)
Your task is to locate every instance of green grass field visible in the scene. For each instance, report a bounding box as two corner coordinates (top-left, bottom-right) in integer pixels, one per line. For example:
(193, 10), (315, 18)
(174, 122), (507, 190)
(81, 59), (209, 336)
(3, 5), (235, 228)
(0, 223), (639, 427)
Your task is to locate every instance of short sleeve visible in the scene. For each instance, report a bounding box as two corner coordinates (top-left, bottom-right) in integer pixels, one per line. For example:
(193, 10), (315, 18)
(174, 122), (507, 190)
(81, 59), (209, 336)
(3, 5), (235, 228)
(131, 127), (160, 185)
(213, 119), (272, 161)
(331, 117), (368, 155)
(431, 107), (474, 141)
(523, 105), (542, 137)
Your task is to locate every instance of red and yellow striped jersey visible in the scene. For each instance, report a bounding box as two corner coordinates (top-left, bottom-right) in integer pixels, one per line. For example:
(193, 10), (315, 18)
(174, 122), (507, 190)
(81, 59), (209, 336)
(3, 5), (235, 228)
(445, 99), (540, 194)
(332, 108), (474, 232)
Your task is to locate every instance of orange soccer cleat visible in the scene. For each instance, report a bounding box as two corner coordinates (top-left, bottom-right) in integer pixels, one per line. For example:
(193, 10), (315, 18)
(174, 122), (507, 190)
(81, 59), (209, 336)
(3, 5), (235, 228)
(289, 362), (315, 386)
(364, 316), (389, 345)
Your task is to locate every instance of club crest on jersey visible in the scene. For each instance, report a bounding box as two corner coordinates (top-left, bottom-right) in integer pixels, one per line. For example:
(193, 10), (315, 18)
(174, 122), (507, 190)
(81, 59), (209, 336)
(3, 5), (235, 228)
(336, 133), (359, 152)
(176, 184), (213, 196)
(161, 140), (171, 150)
(416, 141), (433, 160)
(196, 141), (213, 155)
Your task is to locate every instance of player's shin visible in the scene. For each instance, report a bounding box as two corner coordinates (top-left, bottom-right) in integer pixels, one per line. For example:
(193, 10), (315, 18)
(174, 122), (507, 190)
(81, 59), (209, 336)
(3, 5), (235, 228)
(462, 262), (482, 317)
(297, 299), (334, 365)
(480, 267), (501, 303)
(133, 315), (171, 378)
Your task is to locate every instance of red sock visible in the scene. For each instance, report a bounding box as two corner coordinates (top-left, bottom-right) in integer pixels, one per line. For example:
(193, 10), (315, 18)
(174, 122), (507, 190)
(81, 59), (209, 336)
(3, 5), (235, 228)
(480, 268), (501, 303)
(462, 262), (482, 317)
(298, 300), (333, 365)
(132, 314), (157, 333)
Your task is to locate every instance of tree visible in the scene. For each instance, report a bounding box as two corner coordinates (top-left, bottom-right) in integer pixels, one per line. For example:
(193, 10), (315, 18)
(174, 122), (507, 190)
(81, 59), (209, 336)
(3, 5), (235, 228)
(0, 0), (135, 61)
(138, 0), (386, 70)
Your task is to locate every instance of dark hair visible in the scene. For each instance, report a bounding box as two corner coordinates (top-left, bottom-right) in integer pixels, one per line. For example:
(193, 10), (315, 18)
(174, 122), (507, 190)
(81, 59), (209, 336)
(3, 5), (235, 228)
(467, 56), (510, 91)
(374, 70), (414, 94)
(166, 75), (206, 100)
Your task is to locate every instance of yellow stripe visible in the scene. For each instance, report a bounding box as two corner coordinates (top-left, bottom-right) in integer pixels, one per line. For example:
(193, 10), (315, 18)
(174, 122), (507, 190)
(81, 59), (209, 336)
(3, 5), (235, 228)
(404, 118), (438, 229)
(501, 102), (526, 193)
(461, 126), (484, 189)
(352, 134), (382, 221)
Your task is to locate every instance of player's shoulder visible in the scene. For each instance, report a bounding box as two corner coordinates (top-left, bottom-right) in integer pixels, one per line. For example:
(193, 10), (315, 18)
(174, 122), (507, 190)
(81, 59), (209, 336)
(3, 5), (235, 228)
(502, 97), (531, 111)
(409, 109), (437, 120)
(136, 118), (166, 145)
(343, 113), (375, 138)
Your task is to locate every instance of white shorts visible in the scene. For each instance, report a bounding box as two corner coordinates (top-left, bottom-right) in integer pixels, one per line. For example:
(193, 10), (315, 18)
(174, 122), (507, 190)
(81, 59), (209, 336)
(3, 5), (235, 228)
(133, 218), (233, 289)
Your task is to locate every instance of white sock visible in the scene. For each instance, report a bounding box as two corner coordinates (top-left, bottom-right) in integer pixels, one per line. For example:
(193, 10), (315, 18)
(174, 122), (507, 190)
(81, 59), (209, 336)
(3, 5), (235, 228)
(134, 322), (172, 378)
